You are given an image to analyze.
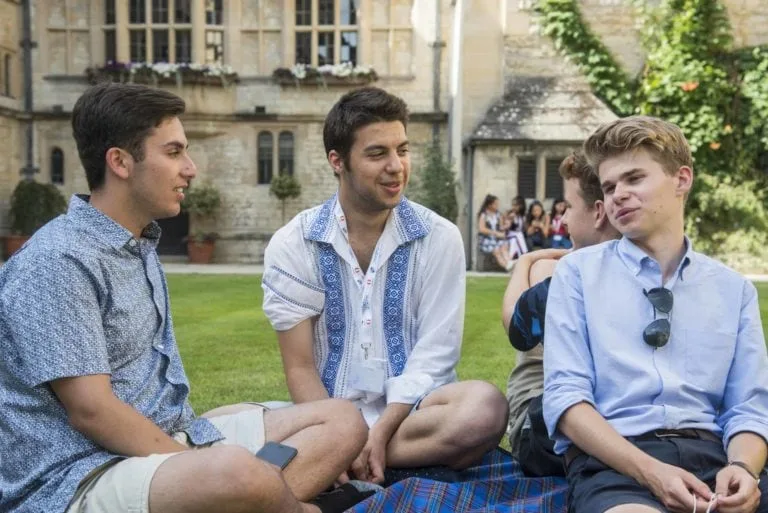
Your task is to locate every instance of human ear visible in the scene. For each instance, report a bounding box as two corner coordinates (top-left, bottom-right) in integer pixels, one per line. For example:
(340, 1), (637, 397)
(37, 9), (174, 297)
(593, 200), (608, 230)
(105, 148), (131, 180)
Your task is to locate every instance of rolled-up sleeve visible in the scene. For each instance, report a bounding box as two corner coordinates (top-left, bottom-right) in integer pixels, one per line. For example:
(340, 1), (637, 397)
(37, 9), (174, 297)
(509, 280), (549, 351)
(1, 254), (111, 388)
(261, 222), (325, 331)
(718, 280), (768, 447)
(542, 256), (597, 454)
(385, 222), (466, 405)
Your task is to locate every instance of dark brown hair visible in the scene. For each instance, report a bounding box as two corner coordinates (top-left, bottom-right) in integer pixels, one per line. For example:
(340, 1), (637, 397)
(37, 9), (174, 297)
(72, 81), (186, 191)
(559, 151), (603, 208)
(323, 87), (409, 168)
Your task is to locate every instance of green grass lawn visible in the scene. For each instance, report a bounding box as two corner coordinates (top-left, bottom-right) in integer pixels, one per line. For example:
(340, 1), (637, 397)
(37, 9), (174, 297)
(169, 275), (768, 414)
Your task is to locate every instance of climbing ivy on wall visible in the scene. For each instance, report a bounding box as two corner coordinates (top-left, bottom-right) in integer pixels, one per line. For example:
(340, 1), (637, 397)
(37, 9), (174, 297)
(535, 0), (768, 262)
(533, 0), (636, 116)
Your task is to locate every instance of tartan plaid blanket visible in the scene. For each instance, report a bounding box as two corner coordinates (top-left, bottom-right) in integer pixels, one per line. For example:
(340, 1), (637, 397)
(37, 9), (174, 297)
(348, 449), (569, 513)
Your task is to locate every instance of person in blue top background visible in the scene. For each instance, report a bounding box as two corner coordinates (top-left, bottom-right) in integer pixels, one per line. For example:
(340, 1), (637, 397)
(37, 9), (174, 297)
(543, 116), (768, 513)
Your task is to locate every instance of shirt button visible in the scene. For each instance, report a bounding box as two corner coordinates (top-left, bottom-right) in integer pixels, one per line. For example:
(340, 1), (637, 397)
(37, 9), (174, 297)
(129, 239), (137, 247)
(157, 344), (164, 350)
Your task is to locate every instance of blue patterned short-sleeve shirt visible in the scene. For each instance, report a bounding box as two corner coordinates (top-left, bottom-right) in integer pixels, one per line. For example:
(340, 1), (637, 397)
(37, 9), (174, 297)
(0, 195), (222, 513)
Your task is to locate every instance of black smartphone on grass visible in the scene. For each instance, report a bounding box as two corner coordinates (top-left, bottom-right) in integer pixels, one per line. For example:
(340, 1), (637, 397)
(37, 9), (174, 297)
(255, 441), (298, 470)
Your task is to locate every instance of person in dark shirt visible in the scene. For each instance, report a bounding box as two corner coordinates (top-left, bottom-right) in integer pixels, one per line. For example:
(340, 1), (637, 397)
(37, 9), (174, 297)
(502, 151), (619, 476)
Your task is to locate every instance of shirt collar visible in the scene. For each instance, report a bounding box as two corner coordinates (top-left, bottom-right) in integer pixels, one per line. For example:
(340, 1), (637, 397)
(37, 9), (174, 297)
(617, 235), (694, 280)
(305, 194), (431, 245)
(67, 194), (161, 250)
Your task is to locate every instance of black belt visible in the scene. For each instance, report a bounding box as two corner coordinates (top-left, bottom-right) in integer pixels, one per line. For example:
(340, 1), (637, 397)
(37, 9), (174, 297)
(564, 429), (721, 470)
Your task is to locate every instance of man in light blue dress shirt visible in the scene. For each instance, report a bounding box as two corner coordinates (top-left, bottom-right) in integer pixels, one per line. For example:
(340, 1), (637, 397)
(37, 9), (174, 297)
(543, 116), (768, 513)
(0, 82), (369, 513)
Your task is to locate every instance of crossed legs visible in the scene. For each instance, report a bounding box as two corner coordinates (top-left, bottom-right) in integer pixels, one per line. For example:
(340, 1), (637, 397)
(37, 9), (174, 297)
(385, 380), (509, 470)
(67, 398), (367, 513)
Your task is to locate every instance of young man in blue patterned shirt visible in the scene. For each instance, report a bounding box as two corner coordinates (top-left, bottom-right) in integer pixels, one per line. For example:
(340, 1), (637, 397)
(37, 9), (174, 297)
(0, 82), (370, 513)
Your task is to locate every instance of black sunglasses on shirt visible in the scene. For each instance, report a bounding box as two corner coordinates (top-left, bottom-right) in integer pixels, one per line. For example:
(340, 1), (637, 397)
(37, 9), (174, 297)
(643, 287), (673, 348)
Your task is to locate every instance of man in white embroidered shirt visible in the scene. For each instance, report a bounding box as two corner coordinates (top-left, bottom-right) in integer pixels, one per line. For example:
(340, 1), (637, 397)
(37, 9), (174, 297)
(543, 116), (768, 513)
(261, 87), (508, 484)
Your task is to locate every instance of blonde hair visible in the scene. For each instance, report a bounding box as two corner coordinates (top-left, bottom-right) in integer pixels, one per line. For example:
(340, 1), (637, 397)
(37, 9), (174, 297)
(583, 116), (693, 177)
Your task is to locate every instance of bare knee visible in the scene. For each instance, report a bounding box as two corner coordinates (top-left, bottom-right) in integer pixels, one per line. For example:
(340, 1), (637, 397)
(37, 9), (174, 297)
(451, 381), (508, 448)
(206, 446), (282, 499)
(151, 445), (290, 512)
(318, 398), (367, 453)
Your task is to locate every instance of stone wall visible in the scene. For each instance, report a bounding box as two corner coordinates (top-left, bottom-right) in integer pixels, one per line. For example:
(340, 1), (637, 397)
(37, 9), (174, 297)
(0, 114), (21, 232)
(0, 0), (21, 233)
(211, 119), (437, 264)
(500, 0), (768, 86)
(4, 0), (768, 263)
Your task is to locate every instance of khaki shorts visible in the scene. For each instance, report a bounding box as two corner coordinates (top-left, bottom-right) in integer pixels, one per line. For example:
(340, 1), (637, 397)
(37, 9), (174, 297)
(66, 405), (267, 513)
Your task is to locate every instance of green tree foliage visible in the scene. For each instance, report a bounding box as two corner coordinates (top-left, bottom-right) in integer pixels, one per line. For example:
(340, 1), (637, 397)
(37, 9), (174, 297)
(536, 0), (768, 259)
(182, 181), (221, 218)
(9, 179), (67, 235)
(181, 181), (222, 242)
(534, 0), (636, 116)
(409, 145), (458, 223)
(269, 173), (302, 225)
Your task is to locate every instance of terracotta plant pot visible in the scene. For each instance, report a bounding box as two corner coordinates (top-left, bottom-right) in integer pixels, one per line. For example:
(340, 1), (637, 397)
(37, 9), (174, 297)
(3, 235), (30, 260)
(187, 240), (215, 264)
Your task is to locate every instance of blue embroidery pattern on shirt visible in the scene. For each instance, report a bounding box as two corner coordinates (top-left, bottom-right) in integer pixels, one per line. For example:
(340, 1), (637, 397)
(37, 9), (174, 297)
(307, 196), (335, 242)
(383, 244), (411, 376)
(318, 242), (346, 395)
(394, 198), (429, 242)
(270, 265), (325, 293)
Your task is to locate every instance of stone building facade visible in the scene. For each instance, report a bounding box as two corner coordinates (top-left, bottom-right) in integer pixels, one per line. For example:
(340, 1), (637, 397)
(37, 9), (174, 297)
(1, 0), (767, 266)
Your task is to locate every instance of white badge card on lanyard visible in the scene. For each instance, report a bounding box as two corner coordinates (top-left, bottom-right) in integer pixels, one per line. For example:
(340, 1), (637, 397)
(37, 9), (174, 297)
(348, 358), (387, 394)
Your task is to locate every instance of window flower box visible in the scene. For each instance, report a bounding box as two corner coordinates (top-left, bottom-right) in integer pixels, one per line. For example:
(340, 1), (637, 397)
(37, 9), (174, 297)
(85, 62), (240, 87)
(272, 63), (378, 87)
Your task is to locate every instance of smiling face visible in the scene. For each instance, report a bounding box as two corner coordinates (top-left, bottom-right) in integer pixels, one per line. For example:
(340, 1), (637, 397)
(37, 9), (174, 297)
(597, 148), (691, 241)
(125, 116), (197, 223)
(331, 120), (410, 215)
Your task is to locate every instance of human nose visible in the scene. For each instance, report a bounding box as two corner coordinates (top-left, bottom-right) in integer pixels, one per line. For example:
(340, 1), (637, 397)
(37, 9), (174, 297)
(183, 155), (197, 180)
(385, 151), (405, 173)
(613, 183), (629, 204)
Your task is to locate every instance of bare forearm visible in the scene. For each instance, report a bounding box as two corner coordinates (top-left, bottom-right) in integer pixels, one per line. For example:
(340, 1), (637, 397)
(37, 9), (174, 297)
(372, 403), (413, 443)
(727, 432), (768, 476)
(286, 366), (330, 403)
(70, 397), (187, 456)
(559, 403), (658, 484)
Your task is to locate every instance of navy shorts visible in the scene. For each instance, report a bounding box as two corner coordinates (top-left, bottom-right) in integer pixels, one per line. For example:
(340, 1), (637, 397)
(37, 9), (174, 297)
(566, 436), (768, 513)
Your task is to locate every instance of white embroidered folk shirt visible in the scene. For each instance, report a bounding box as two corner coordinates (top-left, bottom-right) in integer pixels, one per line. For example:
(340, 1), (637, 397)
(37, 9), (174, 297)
(262, 195), (466, 425)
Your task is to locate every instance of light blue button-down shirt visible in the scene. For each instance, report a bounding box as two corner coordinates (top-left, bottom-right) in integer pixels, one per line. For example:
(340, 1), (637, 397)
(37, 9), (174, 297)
(0, 195), (222, 513)
(543, 237), (768, 455)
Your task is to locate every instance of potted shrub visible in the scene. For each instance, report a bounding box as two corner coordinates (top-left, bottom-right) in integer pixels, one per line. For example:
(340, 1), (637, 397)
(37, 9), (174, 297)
(181, 181), (221, 264)
(4, 179), (67, 259)
(269, 172), (302, 225)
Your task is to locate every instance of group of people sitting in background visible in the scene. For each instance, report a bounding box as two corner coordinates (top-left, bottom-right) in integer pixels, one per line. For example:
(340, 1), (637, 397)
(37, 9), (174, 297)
(2, 82), (767, 513)
(477, 192), (572, 271)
